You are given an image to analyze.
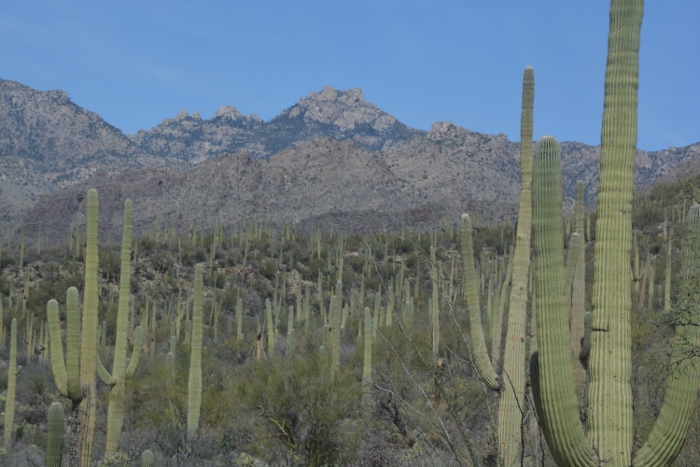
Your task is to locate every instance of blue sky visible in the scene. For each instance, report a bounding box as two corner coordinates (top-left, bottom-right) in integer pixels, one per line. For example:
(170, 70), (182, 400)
(1, 1), (698, 151)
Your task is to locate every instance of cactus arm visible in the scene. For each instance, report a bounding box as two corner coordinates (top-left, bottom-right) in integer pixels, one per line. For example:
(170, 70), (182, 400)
(531, 136), (598, 466)
(65, 287), (82, 401)
(632, 204), (700, 466)
(125, 326), (143, 378)
(460, 214), (500, 390)
(96, 354), (116, 386)
(110, 199), (134, 384)
(47, 299), (69, 398)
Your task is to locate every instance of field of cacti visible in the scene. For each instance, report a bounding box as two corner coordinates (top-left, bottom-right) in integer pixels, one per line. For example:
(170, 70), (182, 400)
(1, 1), (699, 466)
(0, 169), (697, 466)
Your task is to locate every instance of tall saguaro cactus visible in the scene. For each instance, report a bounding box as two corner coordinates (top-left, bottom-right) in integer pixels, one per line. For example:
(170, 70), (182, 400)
(188, 263), (204, 440)
(2, 318), (17, 448)
(47, 189), (100, 467)
(497, 65), (534, 467)
(587, 0), (643, 463)
(98, 199), (143, 456)
(532, 135), (700, 466)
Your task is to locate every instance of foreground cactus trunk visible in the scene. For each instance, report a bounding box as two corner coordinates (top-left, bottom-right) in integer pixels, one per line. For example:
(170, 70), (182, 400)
(587, 0), (642, 463)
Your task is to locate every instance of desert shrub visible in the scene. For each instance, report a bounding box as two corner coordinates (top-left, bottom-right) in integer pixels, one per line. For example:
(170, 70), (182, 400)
(233, 354), (361, 466)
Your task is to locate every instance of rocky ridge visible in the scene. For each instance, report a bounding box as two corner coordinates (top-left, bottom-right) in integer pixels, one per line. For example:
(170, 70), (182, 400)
(131, 85), (422, 161)
(1, 77), (699, 236)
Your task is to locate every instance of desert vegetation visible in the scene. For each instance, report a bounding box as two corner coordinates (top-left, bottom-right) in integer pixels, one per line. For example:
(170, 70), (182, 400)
(1, 1), (699, 466)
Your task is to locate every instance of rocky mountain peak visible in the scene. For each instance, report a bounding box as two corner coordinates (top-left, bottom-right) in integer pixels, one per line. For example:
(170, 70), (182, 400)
(283, 85), (396, 132)
(428, 121), (470, 140)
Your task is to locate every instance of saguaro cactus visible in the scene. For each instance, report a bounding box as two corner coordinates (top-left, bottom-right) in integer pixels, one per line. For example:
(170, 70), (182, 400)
(47, 188), (100, 467)
(97, 199), (143, 456)
(2, 318), (17, 448)
(532, 133), (700, 465)
(188, 264), (204, 439)
(46, 402), (65, 467)
(587, 0), (643, 463)
(497, 65), (534, 467)
(362, 307), (372, 408)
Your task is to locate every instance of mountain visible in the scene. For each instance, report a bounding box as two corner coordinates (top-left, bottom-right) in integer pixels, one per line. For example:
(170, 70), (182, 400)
(0, 78), (170, 221)
(130, 85), (422, 161)
(2, 78), (699, 236)
(27, 137), (519, 241)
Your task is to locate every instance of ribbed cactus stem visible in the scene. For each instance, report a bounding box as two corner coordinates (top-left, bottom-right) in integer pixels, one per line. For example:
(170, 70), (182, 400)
(141, 449), (155, 467)
(461, 214), (499, 390)
(3, 318), (17, 448)
(492, 244), (515, 365)
(331, 284), (342, 375)
(588, 1), (643, 462)
(531, 136), (598, 466)
(497, 64), (534, 467)
(104, 199), (141, 456)
(362, 307), (372, 409)
(236, 297), (243, 340)
(664, 238), (672, 313)
(265, 298), (274, 355)
(46, 402), (65, 467)
(187, 264), (204, 440)
(286, 305), (295, 357)
(430, 246), (440, 356)
(76, 188), (99, 467)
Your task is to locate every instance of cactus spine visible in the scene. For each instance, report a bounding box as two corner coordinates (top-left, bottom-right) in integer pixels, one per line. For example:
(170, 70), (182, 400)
(497, 65), (534, 467)
(187, 263), (204, 439)
(2, 318), (17, 448)
(100, 199), (143, 456)
(46, 402), (65, 467)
